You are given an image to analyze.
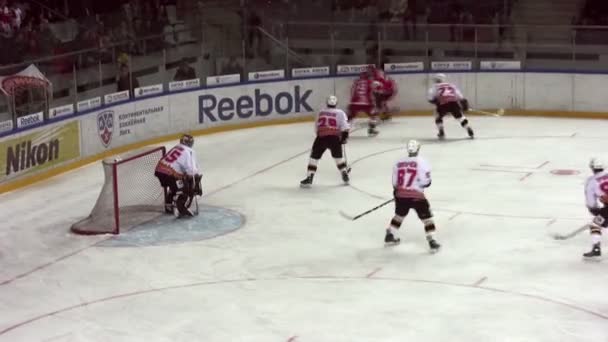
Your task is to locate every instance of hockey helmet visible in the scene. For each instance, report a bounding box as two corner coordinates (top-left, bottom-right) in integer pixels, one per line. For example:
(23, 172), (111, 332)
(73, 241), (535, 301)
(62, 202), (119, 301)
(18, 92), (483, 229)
(406, 140), (421, 156)
(433, 73), (446, 83)
(180, 134), (194, 147)
(590, 158), (604, 172)
(327, 95), (338, 107)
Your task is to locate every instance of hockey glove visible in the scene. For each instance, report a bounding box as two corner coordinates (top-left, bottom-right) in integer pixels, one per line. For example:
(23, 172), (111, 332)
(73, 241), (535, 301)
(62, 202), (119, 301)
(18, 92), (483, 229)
(341, 130), (349, 144)
(589, 207), (601, 216)
(460, 99), (469, 112)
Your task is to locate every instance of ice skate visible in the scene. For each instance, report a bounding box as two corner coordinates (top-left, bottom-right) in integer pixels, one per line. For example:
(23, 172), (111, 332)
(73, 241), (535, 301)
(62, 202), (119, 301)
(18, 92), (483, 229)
(428, 239), (441, 253)
(583, 243), (601, 260)
(175, 207), (194, 219)
(368, 127), (379, 137)
(341, 170), (350, 185)
(437, 128), (445, 140)
(384, 230), (400, 246)
(467, 127), (475, 139)
(300, 175), (314, 188)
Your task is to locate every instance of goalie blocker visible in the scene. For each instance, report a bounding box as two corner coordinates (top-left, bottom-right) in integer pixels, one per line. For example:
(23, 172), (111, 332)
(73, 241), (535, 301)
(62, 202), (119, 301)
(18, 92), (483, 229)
(155, 134), (203, 218)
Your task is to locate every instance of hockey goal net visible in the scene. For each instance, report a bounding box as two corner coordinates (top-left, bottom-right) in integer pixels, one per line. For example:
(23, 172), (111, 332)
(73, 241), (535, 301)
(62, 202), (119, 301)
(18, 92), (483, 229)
(71, 146), (166, 235)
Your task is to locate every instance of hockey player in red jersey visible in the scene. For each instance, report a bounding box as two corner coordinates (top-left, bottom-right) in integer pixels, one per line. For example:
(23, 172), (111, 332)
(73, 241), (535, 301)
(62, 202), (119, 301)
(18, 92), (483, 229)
(348, 68), (379, 137)
(374, 75), (397, 121)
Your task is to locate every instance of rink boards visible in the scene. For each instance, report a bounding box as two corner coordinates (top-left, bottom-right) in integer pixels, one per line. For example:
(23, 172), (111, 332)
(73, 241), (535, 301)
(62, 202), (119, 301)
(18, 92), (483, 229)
(1, 71), (608, 193)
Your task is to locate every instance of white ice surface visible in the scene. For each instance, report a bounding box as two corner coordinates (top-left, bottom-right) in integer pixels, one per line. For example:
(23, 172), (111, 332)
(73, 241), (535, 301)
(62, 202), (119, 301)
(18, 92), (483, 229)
(0, 116), (607, 342)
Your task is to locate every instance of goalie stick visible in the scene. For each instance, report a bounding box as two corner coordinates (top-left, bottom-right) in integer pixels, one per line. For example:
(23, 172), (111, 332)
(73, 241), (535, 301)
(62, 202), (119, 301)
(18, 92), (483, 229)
(340, 198), (394, 221)
(550, 224), (588, 240)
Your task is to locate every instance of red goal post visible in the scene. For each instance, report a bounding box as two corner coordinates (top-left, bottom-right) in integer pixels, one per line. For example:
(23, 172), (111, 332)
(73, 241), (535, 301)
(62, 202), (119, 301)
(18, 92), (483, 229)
(71, 146), (166, 235)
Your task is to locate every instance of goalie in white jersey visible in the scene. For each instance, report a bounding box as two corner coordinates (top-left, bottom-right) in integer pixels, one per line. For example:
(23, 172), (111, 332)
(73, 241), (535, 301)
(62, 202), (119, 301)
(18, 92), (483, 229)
(582, 158), (608, 259)
(300, 95), (350, 188)
(154, 134), (202, 218)
(385, 140), (441, 252)
(427, 73), (475, 140)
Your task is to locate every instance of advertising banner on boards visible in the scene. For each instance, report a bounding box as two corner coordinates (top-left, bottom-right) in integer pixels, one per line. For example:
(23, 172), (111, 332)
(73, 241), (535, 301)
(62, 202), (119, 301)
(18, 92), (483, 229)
(0, 120), (80, 182)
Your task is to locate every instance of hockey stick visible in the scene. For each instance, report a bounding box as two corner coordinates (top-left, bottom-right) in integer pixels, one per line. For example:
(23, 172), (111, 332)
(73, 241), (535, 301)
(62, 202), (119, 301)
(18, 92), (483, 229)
(343, 144), (351, 173)
(193, 196), (199, 216)
(339, 198), (394, 221)
(469, 108), (505, 117)
(550, 224), (588, 240)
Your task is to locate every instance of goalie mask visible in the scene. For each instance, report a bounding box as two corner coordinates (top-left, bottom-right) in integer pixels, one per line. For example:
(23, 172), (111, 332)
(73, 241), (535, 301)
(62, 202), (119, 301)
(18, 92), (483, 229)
(180, 134), (194, 148)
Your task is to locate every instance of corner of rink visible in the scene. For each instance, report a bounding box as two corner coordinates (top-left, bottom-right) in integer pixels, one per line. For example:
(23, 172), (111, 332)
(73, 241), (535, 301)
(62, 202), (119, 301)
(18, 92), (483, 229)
(96, 205), (245, 247)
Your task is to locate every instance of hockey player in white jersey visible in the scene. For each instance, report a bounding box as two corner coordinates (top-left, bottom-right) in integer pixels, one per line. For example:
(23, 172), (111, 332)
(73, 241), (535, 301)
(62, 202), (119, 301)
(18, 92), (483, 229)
(300, 95), (350, 187)
(582, 158), (608, 259)
(385, 140), (441, 252)
(427, 73), (475, 139)
(154, 134), (202, 218)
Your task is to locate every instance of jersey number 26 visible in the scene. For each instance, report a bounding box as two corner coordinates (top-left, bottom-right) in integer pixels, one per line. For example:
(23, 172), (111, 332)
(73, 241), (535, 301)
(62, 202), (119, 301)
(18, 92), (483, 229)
(317, 115), (337, 128)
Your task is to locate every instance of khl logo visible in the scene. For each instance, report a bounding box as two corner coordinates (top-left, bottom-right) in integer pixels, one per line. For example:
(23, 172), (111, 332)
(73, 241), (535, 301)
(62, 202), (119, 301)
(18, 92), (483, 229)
(97, 110), (114, 147)
(199, 85), (312, 123)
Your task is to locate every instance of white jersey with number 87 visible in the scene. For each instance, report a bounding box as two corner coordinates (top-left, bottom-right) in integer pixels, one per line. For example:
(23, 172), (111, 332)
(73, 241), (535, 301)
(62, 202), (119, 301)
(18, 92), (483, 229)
(585, 170), (608, 208)
(392, 156), (432, 199)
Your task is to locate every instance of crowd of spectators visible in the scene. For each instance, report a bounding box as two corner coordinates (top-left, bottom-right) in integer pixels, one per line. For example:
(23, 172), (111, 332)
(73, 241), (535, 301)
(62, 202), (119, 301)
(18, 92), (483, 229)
(577, 0), (608, 26)
(0, 1), (60, 65)
(0, 0), (176, 67)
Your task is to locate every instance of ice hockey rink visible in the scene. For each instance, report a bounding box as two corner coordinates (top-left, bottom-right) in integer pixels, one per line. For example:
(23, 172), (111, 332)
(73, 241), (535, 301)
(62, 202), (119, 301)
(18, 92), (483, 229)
(0, 115), (607, 342)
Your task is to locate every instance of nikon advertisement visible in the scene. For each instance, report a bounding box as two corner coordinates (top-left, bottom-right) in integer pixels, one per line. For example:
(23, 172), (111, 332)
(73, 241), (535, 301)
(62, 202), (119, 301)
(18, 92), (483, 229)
(0, 121), (80, 182)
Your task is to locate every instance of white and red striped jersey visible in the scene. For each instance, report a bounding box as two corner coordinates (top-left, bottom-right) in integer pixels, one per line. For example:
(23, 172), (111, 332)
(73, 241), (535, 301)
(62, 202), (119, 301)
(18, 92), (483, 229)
(155, 143), (199, 177)
(427, 82), (464, 105)
(585, 171), (608, 208)
(350, 78), (373, 106)
(315, 107), (350, 137)
(392, 156), (432, 199)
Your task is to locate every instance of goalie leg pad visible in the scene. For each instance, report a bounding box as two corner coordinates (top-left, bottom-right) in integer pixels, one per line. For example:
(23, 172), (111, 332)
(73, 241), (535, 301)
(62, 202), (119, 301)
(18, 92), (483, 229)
(193, 174), (203, 196)
(175, 191), (193, 217)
